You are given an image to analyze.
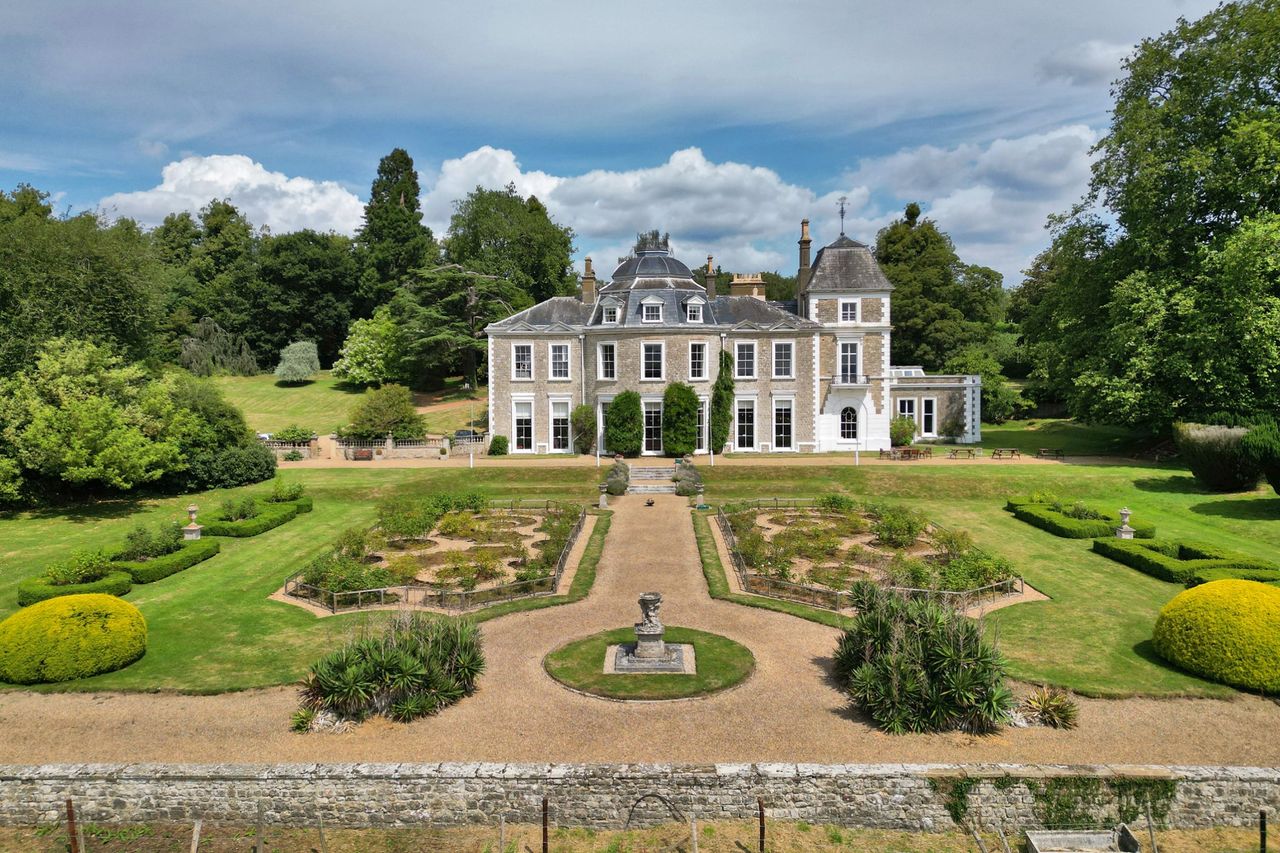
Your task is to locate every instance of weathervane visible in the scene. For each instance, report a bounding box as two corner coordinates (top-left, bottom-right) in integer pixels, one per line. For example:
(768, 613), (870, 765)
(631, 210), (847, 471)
(838, 195), (848, 236)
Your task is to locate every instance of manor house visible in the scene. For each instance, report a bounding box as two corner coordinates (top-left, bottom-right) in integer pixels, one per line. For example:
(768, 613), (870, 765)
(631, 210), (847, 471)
(485, 222), (981, 454)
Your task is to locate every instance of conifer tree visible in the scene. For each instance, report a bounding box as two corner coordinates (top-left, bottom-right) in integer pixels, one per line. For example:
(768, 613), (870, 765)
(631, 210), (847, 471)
(355, 148), (438, 311)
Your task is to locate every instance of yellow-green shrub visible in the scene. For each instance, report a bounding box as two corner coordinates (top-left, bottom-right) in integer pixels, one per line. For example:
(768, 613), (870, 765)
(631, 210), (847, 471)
(1152, 580), (1280, 692)
(0, 594), (147, 684)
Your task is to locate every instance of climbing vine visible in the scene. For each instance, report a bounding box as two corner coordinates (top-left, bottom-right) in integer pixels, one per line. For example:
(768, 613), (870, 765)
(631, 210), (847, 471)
(928, 776), (981, 825)
(928, 775), (1179, 829)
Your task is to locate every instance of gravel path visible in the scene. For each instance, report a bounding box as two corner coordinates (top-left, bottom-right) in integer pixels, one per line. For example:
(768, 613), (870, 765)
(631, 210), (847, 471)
(2, 494), (1279, 765)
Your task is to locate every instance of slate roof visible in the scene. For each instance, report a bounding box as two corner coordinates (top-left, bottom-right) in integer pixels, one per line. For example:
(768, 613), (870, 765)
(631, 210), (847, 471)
(805, 235), (894, 292)
(606, 250), (696, 286)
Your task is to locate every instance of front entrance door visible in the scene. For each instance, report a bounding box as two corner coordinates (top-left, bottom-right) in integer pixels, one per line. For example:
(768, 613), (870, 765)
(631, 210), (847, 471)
(643, 401), (663, 454)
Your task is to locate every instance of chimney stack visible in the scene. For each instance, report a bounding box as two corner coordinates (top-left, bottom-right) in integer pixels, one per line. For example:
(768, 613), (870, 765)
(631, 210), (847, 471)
(798, 219), (812, 290)
(730, 273), (766, 300)
(704, 255), (716, 293)
(581, 257), (596, 304)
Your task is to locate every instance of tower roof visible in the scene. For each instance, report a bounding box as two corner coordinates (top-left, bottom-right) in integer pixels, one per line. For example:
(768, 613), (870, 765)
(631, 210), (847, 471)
(601, 248), (701, 292)
(804, 235), (893, 292)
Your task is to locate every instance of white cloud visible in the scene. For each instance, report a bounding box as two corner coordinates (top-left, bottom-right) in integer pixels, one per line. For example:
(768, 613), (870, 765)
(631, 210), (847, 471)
(1039, 40), (1133, 86)
(417, 131), (1097, 283)
(99, 154), (364, 234)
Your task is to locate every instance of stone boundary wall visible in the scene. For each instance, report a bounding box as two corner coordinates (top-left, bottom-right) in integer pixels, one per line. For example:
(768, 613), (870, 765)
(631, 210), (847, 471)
(1, 764), (1277, 830)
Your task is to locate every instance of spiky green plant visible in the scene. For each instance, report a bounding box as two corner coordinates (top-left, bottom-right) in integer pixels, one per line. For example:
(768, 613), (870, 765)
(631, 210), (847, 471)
(296, 612), (484, 729)
(834, 583), (1012, 735)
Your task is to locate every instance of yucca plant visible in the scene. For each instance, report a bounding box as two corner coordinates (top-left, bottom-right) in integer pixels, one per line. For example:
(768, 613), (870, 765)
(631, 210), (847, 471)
(1021, 686), (1079, 730)
(834, 585), (1012, 735)
(295, 612), (485, 729)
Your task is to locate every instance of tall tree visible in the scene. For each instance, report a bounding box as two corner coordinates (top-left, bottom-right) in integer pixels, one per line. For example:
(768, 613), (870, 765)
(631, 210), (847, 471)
(875, 203), (1004, 371)
(355, 148), (437, 311)
(391, 265), (532, 389)
(0, 187), (165, 377)
(1014, 0), (1280, 428)
(256, 230), (358, 366)
(444, 183), (576, 304)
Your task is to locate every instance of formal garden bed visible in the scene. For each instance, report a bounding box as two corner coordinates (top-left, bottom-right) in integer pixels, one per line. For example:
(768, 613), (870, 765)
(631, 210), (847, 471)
(1091, 538), (1280, 586)
(285, 493), (586, 612)
(717, 496), (1020, 611)
(1006, 494), (1156, 538)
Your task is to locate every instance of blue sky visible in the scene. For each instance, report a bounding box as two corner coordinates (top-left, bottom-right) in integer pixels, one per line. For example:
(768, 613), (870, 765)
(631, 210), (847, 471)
(0, 1), (1217, 284)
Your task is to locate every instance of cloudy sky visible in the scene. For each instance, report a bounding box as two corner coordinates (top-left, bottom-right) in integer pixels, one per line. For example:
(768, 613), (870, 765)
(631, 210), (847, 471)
(0, 1), (1216, 284)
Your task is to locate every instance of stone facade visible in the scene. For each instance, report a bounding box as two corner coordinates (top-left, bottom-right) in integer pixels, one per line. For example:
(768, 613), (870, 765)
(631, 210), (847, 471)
(1, 763), (1276, 831)
(486, 230), (980, 454)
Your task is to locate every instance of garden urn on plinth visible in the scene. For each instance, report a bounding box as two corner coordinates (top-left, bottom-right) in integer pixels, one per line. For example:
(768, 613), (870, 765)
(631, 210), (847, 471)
(1116, 507), (1136, 540)
(183, 504), (203, 540)
(633, 592), (667, 659)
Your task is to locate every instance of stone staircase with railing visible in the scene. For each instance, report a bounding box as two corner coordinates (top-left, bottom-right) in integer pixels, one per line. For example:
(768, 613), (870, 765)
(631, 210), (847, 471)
(627, 465), (677, 494)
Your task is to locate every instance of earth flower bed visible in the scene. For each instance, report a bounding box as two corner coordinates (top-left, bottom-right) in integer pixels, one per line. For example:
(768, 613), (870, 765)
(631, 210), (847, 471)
(285, 498), (586, 612)
(718, 497), (1020, 611)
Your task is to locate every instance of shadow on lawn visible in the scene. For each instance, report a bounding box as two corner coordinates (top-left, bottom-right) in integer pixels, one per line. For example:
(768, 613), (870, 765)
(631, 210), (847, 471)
(8, 497), (152, 524)
(1129, 639), (1221, 692)
(1189, 497), (1280, 522)
(1132, 475), (1208, 494)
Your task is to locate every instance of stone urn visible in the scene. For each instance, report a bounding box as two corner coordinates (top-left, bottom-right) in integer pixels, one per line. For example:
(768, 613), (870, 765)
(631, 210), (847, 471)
(633, 592), (667, 659)
(1116, 507), (1135, 540)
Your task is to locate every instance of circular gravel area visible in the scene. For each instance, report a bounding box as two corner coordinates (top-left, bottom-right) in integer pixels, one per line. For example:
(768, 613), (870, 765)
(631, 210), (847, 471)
(544, 626), (754, 701)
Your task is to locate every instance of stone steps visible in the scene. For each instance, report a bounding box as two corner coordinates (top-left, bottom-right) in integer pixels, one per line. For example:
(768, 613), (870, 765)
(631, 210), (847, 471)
(628, 483), (677, 494)
(630, 467), (676, 480)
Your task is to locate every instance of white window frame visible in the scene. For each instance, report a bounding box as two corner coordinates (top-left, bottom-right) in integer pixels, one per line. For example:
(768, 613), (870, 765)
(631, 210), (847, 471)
(642, 398), (664, 455)
(688, 341), (707, 381)
(511, 342), (534, 381)
(548, 342), (571, 381)
(511, 396), (535, 453)
(642, 301), (663, 323)
(597, 341), (617, 381)
(597, 395), (615, 453)
(838, 339), (861, 384)
(686, 302), (703, 323)
(696, 396), (708, 453)
(839, 299), (859, 324)
(550, 397), (572, 452)
(735, 341), (756, 379)
(734, 396), (757, 452)
(601, 304), (619, 324)
(840, 406), (859, 441)
(772, 339), (795, 379)
(898, 397), (916, 420)
(772, 396), (795, 451)
(641, 340), (665, 381)
(921, 397), (937, 438)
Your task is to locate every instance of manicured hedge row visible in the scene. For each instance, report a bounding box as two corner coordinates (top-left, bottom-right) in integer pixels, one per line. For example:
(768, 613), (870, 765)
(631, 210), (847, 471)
(1091, 537), (1280, 585)
(16, 571), (134, 607)
(109, 538), (221, 584)
(203, 498), (310, 537)
(1008, 501), (1156, 539)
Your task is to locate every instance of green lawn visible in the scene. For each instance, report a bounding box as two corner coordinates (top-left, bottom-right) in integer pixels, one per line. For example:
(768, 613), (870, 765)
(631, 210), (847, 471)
(544, 626), (755, 700)
(701, 461), (1280, 698)
(0, 467), (597, 693)
(212, 372), (367, 434)
(970, 418), (1150, 456)
(212, 372), (489, 436)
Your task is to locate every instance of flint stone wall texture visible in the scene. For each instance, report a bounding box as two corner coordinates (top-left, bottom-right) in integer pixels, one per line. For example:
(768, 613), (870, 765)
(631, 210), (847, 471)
(0, 764), (1276, 830)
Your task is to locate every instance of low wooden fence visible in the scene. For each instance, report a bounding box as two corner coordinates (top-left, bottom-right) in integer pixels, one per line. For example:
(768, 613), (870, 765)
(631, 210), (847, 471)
(716, 500), (1022, 613)
(285, 504), (586, 613)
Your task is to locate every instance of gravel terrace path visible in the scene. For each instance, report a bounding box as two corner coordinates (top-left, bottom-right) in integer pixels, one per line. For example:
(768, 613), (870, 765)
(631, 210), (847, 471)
(2, 491), (1280, 765)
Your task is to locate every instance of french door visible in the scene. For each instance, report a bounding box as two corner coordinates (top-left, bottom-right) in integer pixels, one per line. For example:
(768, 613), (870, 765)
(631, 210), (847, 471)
(643, 401), (663, 454)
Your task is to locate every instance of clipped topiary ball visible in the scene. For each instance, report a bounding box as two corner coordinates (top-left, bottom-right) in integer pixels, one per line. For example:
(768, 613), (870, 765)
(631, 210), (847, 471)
(0, 593), (147, 684)
(1153, 580), (1280, 692)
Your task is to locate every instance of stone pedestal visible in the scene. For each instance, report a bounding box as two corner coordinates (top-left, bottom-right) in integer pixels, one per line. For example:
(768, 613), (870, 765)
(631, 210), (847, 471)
(598, 483), (608, 509)
(183, 523), (202, 541)
(633, 624), (666, 659)
(1116, 506), (1135, 540)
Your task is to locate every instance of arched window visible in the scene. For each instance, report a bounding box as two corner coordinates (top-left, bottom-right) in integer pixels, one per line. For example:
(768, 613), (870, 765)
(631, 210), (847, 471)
(840, 406), (858, 440)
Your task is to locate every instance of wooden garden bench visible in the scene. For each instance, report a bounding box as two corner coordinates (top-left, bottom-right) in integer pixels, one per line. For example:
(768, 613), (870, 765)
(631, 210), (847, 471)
(991, 448), (1021, 459)
(947, 448), (976, 459)
(352, 448), (374, 461)
(1036, 447), (1065, 460)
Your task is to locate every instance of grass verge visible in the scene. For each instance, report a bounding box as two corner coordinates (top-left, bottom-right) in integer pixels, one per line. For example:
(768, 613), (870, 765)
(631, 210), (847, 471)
(544, 626), (754, 700)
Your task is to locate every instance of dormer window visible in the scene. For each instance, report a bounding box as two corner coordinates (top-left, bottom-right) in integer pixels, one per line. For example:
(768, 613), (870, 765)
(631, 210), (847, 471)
(686, 303), (703, 323)
(642, 303), (663, 323)
(602, 305), (619, 324)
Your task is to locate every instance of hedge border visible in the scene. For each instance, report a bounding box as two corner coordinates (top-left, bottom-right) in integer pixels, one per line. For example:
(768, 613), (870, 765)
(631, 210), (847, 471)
(1091, 537), (1280, 585)
(16, 571), (134, 608)
(109, 539), (221, 584)
(203, 497), (310, 537)
(1006, 498), (1155, 539)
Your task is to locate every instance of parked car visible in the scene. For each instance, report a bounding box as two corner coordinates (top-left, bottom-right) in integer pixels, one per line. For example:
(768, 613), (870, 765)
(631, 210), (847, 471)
(453, 429), (484, 442)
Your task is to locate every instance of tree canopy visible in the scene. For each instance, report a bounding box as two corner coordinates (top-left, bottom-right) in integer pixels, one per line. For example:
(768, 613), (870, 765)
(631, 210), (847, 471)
(355, 148), (438, 311)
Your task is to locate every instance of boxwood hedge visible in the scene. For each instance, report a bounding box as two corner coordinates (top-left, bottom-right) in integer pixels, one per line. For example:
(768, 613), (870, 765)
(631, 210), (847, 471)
(203, 496), (311, 537)
(1006, 498), (1156, 539)
(1153, 580), (1280, 693)
(0, 594), (147, 684)
(1091, 537), (1280, 585)
(109, 538), (221, 584)
(16, 571), (134, 608)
